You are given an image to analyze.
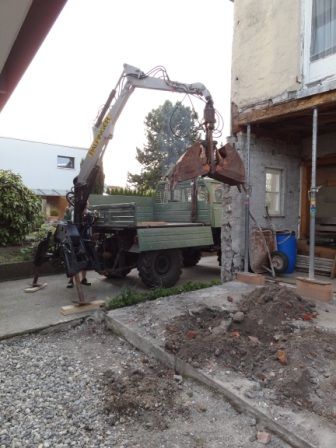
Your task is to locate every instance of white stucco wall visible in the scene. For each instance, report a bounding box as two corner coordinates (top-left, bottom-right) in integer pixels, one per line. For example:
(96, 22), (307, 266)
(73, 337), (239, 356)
(231, 0), (302, 109)
(0, 137), (87, 191)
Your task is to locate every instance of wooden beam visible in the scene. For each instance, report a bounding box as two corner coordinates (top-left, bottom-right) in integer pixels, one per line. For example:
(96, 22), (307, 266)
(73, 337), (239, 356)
(237, 90), (336, 126)
(302, 154), (336, 166)
(60, 300), (105, 316)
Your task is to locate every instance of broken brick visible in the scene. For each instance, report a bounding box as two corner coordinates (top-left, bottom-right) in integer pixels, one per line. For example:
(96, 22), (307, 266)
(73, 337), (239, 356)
(186, 330), (198, 340)
(303, 312), (318, 321)
(257, 431), (272, 444)
(230, 331), (240, 338)
(276, 350), (288, 365)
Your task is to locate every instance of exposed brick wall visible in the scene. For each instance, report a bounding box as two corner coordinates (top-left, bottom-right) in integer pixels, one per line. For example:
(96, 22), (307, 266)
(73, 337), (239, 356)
(221, 133), (301, 280)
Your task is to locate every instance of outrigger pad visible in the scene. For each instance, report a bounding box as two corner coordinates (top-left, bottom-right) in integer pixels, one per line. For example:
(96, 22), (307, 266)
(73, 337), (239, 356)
(24, 283), (48, 293)
(169, 142), (245, 189)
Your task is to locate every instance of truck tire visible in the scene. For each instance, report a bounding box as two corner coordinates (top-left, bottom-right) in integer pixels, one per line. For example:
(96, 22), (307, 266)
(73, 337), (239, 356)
(138, 249), (182, 288)
(217, 250), (222, 266)
(182, 248), (202, 267)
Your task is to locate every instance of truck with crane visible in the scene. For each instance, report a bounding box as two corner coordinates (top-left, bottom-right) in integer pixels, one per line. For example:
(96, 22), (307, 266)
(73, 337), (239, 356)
(32, 64), (245, 303)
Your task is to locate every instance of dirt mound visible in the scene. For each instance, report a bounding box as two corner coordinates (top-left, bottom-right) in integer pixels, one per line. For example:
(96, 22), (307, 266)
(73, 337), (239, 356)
(103, 360), (188, 430)
(164, 284), (336, 421)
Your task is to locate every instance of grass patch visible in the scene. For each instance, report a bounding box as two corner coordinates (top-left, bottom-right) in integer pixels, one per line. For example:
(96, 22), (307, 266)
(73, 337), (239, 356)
(105, 279), (221, 310)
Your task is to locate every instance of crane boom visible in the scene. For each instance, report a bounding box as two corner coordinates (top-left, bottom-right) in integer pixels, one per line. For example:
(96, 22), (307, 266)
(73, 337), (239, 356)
(77, 64), (213, 185)
(70, 63), (244, 227)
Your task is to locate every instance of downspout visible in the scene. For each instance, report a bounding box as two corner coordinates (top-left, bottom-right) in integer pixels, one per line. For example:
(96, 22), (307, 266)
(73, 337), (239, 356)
(308, 108), (318, 279)
(244, 124), (251, 272)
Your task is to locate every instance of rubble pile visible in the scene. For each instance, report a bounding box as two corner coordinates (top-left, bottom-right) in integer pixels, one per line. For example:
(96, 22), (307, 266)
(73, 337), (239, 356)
(103, 363), (188, 430)
(165, 284), (336, 421)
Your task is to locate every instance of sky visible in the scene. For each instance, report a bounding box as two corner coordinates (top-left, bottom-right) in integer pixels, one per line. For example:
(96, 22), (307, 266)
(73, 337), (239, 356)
(0, 0), (234, 186)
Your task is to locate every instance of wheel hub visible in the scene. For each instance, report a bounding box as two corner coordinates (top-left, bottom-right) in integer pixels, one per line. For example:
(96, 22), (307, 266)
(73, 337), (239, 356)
(155, 254), (171, 275)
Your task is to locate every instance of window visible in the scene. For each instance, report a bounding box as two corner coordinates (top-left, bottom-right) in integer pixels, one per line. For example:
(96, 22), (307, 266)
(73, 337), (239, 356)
(304, 0), (336, 83)
(57, 156), (75, 169)
(172, 187), (192, 202)
(214, 186), (224, 203)
(311, 0), (336, 61)
(265, 168), (283, 216)
(198, 185), (209, 202)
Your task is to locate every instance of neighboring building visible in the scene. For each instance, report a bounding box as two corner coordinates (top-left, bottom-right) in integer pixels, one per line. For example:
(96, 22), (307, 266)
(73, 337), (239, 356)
(0, 137), (87, 217)
(223, 0), (336, 280)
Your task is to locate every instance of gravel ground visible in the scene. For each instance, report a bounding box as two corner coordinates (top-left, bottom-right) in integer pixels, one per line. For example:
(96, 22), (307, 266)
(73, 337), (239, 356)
(0, 316), (291, 448)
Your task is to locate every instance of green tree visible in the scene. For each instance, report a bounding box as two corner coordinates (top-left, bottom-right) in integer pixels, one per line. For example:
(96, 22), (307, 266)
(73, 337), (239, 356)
(0, 170), (43, 245)
(128, 100), (200, 190)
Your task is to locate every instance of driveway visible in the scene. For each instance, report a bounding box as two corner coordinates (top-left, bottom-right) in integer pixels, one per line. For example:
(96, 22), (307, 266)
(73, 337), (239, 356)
(0, 255), (220, 339)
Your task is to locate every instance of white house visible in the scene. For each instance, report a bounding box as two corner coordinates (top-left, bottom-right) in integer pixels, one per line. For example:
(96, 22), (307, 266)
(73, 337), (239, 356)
(0, 137), (87, 217)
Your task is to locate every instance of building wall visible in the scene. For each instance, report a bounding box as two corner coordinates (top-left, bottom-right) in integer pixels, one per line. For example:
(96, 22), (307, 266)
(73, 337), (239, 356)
(221, 134), (302, 279)
(231, 0), (301, 109)
(0, 137), (87, 191)
(246, 136), (301, 233)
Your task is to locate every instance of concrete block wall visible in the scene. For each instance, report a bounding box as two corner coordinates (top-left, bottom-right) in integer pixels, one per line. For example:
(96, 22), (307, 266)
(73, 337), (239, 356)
(221, 133), (301, 280)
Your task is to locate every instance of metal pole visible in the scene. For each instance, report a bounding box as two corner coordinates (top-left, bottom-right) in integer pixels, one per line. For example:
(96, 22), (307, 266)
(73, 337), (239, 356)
(244, 124), (251, 272)
(309, 108), (318, 279)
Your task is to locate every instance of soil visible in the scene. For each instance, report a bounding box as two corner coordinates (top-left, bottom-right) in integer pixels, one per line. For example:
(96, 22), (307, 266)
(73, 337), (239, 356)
(0, 243), (32, 264)
(103, 361), (189, 431)
(164, 284), (336, 422)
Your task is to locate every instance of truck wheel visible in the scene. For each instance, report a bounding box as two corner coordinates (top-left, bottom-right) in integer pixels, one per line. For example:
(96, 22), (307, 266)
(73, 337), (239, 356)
(182, 249), (202, 267)
(217, 250), (222, 266)
(138, 250), (182, 288)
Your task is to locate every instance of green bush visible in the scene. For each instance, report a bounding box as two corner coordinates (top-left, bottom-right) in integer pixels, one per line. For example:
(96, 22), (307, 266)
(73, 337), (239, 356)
(0, 170), (43, 245)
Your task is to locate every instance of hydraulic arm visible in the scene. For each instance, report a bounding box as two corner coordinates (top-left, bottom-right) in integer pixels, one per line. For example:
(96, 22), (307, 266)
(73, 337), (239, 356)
(70, 64), (245, 227)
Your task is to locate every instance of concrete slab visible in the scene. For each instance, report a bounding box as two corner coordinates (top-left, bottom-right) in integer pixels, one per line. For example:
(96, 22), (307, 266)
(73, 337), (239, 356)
(106, 281), (336, 448)
(0, 255), (220, 339)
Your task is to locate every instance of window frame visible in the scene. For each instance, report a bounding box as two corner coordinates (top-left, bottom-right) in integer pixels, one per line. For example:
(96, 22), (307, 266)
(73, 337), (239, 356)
(265, 167), (284, 217)
(303, 0), (336, 85)
(57, 155), (75, 170)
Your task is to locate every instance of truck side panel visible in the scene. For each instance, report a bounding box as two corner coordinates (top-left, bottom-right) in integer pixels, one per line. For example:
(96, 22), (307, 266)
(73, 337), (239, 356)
(154, 201), (211, 224)
(92, 202), (154, 227)
(137, 226), (213, 251)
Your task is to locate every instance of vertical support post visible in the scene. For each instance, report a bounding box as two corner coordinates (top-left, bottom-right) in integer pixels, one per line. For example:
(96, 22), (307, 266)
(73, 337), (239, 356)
(244, 124), (251, 272)
(309, 108), (318, 279)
